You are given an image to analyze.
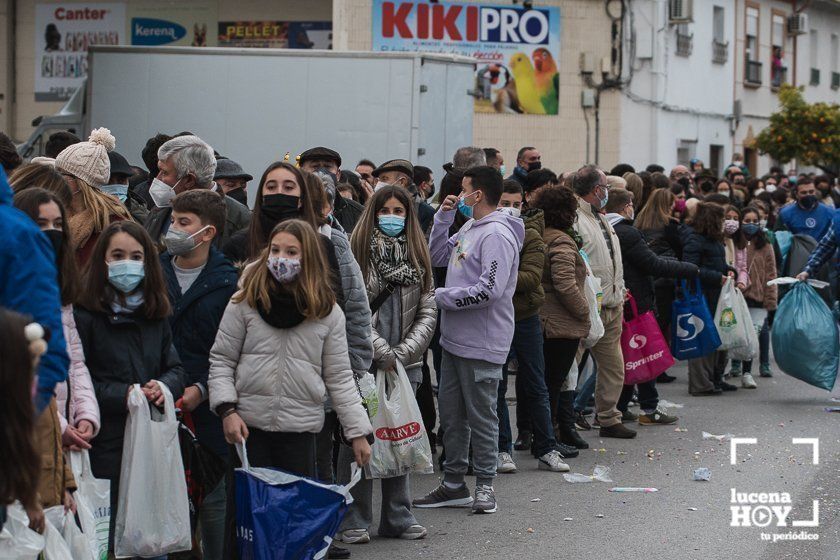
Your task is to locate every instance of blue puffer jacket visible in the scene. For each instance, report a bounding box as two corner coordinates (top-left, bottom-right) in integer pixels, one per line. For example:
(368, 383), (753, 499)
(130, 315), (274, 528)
(0, 167), (68, 412)
(161, 247), (238, 459)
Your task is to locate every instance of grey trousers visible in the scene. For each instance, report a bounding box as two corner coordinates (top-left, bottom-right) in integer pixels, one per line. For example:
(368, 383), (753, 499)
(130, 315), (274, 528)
(688, 351), (727, 393)
(439, 350), (501, 487)
(336, 381), (420, 537)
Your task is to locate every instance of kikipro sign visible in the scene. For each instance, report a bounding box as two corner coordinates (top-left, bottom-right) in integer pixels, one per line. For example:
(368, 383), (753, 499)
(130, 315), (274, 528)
(131, 18), (186, 46)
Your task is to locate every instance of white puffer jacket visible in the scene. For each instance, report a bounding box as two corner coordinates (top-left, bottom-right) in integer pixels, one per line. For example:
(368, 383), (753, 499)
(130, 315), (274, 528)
(208, 300), (373, 439)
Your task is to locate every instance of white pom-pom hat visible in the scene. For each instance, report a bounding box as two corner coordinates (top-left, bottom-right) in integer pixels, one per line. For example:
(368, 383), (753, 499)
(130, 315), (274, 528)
(55, 127), (116, 187)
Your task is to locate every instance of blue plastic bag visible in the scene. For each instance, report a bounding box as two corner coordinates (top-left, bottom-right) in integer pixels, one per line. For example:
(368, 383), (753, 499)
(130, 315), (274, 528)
(771, 281), (840, 391)
(234, 443), (361, 560)
(670, 278), (722, 360)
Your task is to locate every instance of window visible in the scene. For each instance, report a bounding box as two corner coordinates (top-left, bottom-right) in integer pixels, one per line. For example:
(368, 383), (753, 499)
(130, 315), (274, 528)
(810, 30), (820, 85)
(832, 34), (840, 90)
(745, 4), (761, 85)
(676, 23), (693, 56)
(770, 12), (787, 89)
(709, 145), (724, 178)
(712, 5), (728, 63)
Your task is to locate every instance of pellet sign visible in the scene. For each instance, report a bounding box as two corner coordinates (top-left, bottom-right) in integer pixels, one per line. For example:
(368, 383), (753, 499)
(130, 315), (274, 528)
(372, 0), (562, 115)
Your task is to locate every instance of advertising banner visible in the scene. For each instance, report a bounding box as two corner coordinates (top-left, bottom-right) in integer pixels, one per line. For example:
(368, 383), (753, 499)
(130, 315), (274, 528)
(372, 0), (561, 115)
(218, 21), (332, 49)
(34, 3), (125, 102)
(129, 0), (217, 47)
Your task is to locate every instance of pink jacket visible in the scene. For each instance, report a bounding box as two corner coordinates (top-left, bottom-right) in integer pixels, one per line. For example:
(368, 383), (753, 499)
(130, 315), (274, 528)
(55, 305), (100, 436)
(725, 239), (750, 289)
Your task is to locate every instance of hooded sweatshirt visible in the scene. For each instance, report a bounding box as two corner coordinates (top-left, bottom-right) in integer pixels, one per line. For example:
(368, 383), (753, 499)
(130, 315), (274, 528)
(429, 208), (525, 365)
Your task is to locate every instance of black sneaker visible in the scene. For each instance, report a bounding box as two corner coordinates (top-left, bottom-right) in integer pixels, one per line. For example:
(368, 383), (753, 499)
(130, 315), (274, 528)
(413, 483), (473, 508)
(327, 544), (351, 559)
(574, 411), (592, 431)
(716, 381), (738, 392)
(657, 372), (677, 383)
(556, 441), (580, 458)
(513, 430), (532, 451)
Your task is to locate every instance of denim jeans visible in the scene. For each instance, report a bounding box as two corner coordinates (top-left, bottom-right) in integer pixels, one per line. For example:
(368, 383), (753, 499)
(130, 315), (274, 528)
(496, 315), (557, 457)
(199, 477), (226, 560)
(574, 352), (597, 412)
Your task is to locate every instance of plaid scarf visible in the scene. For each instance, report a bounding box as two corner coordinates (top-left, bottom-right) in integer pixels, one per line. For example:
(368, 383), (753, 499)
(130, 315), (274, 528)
(369, 228), (422, 286)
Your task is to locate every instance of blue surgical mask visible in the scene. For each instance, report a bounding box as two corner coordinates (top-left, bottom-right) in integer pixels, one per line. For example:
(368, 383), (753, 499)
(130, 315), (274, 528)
(378, 215), (405, 237)
(597, 187), (609, 209)
(457, 190), (480, 218)
(742, 223), (761, 237)
(107, 259), (145, 293)
(499, 164), (507, 177)
(100, 184), (128, 203)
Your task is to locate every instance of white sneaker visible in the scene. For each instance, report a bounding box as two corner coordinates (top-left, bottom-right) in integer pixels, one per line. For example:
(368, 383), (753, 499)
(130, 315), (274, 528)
(497, 452), (517, 473)
(537, 450), (570, 472)
(741, 374), (758, 389)
(338, 529), (370, 544)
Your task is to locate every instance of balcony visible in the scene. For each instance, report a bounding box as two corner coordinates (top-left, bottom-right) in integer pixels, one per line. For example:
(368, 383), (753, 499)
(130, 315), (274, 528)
(832, 72), (840, 90)
(810, 68), (820, 86)
(771, 65), (787, 90)
(676, 30), (693, 56)
(745, 59), (762, 86)
(712, 40), (728, 64)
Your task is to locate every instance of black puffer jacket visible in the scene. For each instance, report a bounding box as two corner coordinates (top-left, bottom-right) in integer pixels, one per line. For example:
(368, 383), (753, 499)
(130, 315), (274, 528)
(74, 306), (187, 480)
(681, 225), (733, 303)
(641, 220), (688, 289)
(614, 219), (699, 313)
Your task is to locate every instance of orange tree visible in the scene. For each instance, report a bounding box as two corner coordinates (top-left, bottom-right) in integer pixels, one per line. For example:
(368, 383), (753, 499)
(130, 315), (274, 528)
(755, 84), (840, 176)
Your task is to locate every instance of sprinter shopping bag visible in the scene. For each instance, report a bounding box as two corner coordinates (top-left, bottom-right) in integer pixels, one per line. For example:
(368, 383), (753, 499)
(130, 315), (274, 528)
(771, 281), (840, 390)
(235, 442), (362, 560)
(114, 384), (191, 557)
(621, 294), (675, 385)
(68, 450), (110, 560)
(670, 278), (722, 360)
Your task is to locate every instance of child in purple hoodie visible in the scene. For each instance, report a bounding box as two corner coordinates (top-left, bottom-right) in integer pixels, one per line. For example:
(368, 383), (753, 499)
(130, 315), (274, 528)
(412, 166), (523, 515)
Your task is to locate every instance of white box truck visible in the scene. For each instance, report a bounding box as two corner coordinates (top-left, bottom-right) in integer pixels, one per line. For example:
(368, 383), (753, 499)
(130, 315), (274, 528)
(21, 46), (475, 195)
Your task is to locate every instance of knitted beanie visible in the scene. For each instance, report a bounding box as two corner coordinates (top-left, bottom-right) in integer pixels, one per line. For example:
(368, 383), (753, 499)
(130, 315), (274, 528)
(55, 127), (115, 187)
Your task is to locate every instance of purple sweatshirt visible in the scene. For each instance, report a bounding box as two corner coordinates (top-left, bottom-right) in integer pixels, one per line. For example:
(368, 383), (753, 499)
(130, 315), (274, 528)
(430, 208), (525, 365)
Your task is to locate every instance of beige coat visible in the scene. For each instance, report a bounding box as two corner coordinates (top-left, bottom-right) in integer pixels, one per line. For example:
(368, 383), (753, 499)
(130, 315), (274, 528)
(574, 197), (626, 308)
(365, 269), (437, 371)
(540, 228), (591, 340)
(208, 301), (373, 440)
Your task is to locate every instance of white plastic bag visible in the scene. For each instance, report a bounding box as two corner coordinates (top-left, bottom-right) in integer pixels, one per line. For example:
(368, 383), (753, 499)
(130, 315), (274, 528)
(42, 507), (72, 560)
(580, 251), (605, 349)
(365, 361), (434, 479)
(728, 294), (760, 361)
(68, 449), (110, 560)
(0, 502), (44, 559)
(357, 372), (379, 420)
(114, 383), (191, 558)
(563, 465), (613, 483)
(714, 279), (749, 350)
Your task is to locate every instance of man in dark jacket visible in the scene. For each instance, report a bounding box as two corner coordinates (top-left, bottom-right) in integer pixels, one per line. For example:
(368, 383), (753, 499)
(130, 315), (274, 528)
(299, 146), (364, 233)
(605, 189), (698, 425)
(144, 135), (251, 247)
(159, 190), (237, 560)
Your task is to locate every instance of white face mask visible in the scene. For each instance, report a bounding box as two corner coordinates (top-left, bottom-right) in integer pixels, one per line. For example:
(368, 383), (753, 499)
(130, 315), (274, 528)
(149, 177), (180, 208)
(374, 181), (390, 192)
(497, 206), (521, 219)
(765, 184), (777, 193)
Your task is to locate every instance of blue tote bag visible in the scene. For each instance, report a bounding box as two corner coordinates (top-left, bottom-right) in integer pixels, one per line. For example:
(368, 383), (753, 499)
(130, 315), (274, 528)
(670, 278), (722, 360)
(234, 442), (361, 560)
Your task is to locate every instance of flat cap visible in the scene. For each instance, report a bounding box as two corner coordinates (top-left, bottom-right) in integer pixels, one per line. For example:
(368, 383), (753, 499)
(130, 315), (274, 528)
(298, 146), (341, 167)
(373, 159), (414, 178)
(214, 158), (253, 181)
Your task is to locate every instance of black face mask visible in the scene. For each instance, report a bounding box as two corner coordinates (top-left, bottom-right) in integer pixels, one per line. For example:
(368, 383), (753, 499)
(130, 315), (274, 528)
(44, 229), (63, 257)
(528, 161), (542, 172)
(798, 194), (818, 210)
(260, 193), (301, 232)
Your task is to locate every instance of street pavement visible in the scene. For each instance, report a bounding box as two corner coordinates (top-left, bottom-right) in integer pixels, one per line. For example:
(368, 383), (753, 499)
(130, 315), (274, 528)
(355, 359), (839, 560)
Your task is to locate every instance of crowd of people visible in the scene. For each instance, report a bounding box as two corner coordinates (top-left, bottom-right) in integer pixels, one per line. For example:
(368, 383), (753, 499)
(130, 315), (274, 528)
(0, 128), (838, 559)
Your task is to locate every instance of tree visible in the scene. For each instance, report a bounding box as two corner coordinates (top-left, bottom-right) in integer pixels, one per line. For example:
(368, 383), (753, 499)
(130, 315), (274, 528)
(755, 84), (840, 176)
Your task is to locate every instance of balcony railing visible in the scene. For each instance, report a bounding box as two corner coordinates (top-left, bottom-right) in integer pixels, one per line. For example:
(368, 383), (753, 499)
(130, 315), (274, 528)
(810, 68), (820, 86)
(676, 32), (693, 56)
(832, 71), (840, 90)
(745, 59), (762, 86)
(771, 65), (787, 90)
(712, 40), (728, 64)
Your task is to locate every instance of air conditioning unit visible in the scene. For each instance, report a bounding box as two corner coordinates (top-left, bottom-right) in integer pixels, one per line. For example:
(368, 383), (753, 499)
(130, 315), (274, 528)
(787, 13), (809, 35)
(669, 0), (693, 23)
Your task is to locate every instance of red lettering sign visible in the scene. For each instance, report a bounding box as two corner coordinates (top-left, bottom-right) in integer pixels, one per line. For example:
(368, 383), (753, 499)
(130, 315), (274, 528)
(382, 1), (413, 39)
(376, 422), (422, 441)
(432, 4), (461, 40)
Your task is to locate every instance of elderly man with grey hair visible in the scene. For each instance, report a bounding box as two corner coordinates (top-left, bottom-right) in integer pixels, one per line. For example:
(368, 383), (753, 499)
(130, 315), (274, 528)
(144, 134), (250, 245)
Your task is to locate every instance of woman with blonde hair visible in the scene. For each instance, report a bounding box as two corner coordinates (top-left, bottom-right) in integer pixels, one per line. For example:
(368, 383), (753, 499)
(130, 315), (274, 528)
(634, 188), (687, 383)
(9, 162), (73, 207)
(339, 185), (435, 544)
(210, 219), (372, 556)
(54, 128), (131, 266)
